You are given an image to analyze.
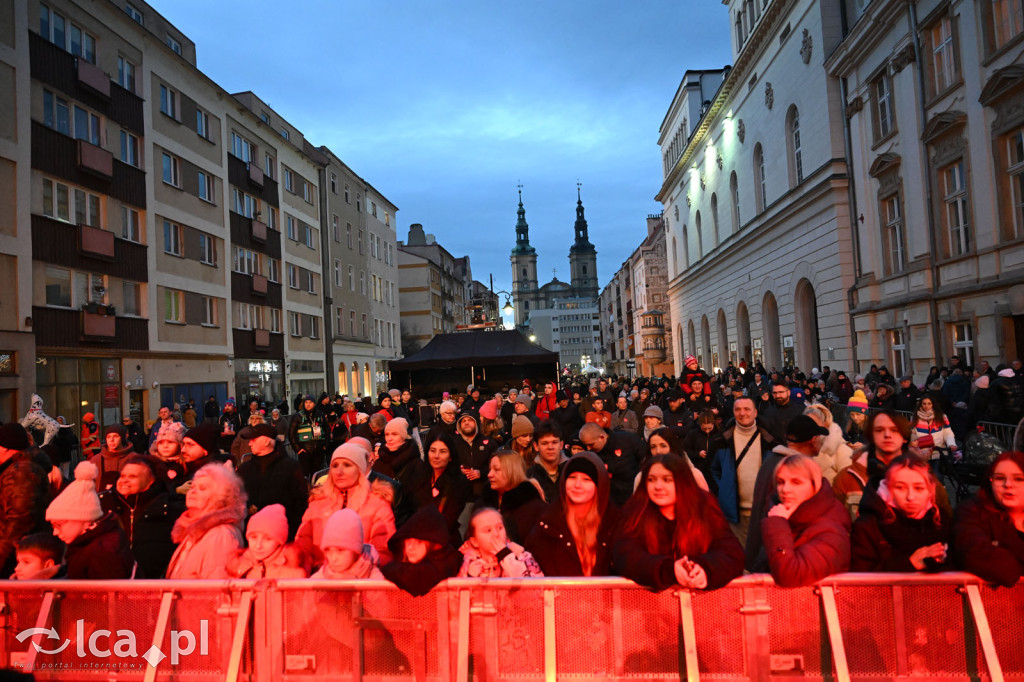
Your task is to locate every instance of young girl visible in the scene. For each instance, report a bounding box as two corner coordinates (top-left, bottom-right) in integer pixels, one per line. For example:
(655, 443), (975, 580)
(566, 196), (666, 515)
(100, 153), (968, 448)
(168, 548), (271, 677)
(310, 509), (383, 579)
(228, 504), (306, 579)
(758, 454), (850, 587)
(612, 454), (743, 591)
(458, 508), (543, 578)
(526, 452), (619, 576)
(381, 506), (462, 595)
(910, 396), (959, 467)
(45, 462), (135, 579)
(851, 456), (949, 572)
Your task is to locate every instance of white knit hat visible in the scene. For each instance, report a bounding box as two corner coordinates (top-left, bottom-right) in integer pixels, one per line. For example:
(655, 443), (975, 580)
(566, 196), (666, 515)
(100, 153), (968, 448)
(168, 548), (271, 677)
(320, 509), (364, 552)
(330, 442), (369, 474)
(384, 417), (409, 440)
(46, 461), (103, 522)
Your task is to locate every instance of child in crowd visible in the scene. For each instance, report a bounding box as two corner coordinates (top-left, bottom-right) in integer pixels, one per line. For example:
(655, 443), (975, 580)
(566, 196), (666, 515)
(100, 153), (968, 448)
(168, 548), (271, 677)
(310, 509), (383, 579)
(11, 533), (65, 580)
(584, 397), (612, 430)
(229, 504), (306, 579)
(458, 508), (543, 578)
(380, 507), (462, 596)
(46, 462), (136, 579)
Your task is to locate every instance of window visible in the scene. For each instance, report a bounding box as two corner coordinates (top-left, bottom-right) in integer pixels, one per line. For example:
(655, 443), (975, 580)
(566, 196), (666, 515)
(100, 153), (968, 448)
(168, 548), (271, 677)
(73, 105), (101, 145)
(202, 297), (217, 326)
(789, 106), (803, 185)
(361, 314), (368, 339)
(310, 317), (320, 339)
(270, 309), (282, 333)
(754, 143), (767, 212)
(371, 234), (378, 259)
(280, 127), (290, 140)
(942, 160), (970, 256)
(360, 271), (366, 295)
(336, 307), (344, 336)
(283, 168), (294, 192)
(289, 312), (301, 336)
(350, 311), (356, 336)
(266, 206), (278, 231)
(196, 110), (209, 139)
(166, 34), (182, 55)
(125, 3), (143, 24)
(730, 172), (740, 232)
(302, 181), (312, 203)
(232, 188), (259, 218)
(358, 230), (364, 254)
(120, 130), (140, 167)
(348, 265), (354, 291)
(1006, 127), (1024, 239)
(122, 281), (141, 316)
(264, 153), (275, 179)
(710, 193), (720, 246)
(332, 215), (340, 242)
(286, 215), (297, 241)
(44, 266), (72, 307)
(307, 272), (317, 295)
(164, 289), (184, 323)
(198, 171), (215, 203)
(993, 0), (1024, 49)
(232, 246), (256, 274)
(39, 5), (95, 62)
(344, 184), (350, 203)
(371, 201), (378, 217)
(929, 14), (958, 95)
(115, 56), (136, 94)
(121, 206), (140, 242)
(890, 329), (907, 378)
(882, 194), (906, 274)
(334, 260), (342, 287)
(952, 322), (975, 367)
(199, 233), (216, 266)
(873, 72), (894, 140)
(161, 152), (180, 187)
(303, 224), (315, 249)
(231, 132), (254, 163)
(162, 220), (182, 256)
(346, 223), (353, 248)
(357, 194), (362, 212)
(42, 90), (70, 135)
(386, 243), (393, 265)
(159, 84), (177, 119)
(287, 265), (299, 289)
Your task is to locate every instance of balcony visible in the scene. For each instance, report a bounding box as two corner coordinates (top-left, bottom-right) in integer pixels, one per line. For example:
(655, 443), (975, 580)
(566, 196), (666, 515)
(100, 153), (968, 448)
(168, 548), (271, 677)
(233, 328), (282, 357)
(75, 57), (109, 97)
(32, 306), (148, 351)
(253, 328), (270, 348)
(251, 273), (268, 295)
(231, 271), (281, 307)
(247, 162), (264, 188)
(76, 139), (112, 178)
(33, 215), (148, 281)
(251, 218), (267, 243)
(227, 154), (278, 207)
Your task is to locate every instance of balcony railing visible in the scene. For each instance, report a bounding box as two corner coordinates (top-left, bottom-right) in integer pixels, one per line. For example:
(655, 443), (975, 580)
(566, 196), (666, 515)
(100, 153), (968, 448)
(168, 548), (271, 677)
(0, 574), (1018, 681)
(253, 328), (270, 348)
(247, 162), (264, 187)
(32, 215), (148, 281)
(251, 273), (268, 295)
(32, 306), (148, 351)
(251, 218), (267, 243)
(75, 56), (109, 97)
(76, 139), (112, 177)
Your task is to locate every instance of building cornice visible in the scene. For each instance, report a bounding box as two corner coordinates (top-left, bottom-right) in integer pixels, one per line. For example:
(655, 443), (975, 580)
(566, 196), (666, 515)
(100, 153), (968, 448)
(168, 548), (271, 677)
(824, 0), (910, 78)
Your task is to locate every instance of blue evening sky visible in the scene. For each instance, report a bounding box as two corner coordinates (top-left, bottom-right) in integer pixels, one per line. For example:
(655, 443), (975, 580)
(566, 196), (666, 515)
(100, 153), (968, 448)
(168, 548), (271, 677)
(157, 1), (733, 295)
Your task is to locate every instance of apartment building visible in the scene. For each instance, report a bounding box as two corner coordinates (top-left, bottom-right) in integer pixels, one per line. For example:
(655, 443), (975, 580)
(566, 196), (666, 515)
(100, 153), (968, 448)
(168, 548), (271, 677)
(397, 223), (466, 355)
(0, 0), (394, 426)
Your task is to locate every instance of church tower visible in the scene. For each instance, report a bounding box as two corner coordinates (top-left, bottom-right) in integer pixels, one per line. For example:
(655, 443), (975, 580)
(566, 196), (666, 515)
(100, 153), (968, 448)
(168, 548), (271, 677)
(569, 185), (598, 300)
(510, 187), (538, 328)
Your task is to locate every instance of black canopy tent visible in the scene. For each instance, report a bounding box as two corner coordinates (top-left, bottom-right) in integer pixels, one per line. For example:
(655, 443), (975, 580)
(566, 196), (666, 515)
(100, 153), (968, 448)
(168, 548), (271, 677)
(389, 330), (559, 398)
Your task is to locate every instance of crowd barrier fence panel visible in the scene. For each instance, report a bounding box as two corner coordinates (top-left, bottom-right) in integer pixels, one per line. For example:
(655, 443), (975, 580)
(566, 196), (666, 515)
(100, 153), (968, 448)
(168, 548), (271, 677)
(0, 574), (1019, 682)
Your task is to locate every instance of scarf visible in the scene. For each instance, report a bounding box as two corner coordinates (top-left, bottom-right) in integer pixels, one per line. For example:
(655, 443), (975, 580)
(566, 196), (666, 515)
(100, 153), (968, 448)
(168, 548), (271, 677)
(916, 408), (934, 422)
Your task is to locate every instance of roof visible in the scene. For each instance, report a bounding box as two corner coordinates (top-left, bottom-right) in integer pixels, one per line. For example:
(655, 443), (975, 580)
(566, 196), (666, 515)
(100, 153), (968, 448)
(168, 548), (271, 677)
(390, 330), (559, 371)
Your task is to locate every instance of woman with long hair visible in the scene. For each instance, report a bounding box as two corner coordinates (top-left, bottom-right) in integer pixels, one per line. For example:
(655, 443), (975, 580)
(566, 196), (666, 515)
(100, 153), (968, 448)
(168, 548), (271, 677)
(758, 454), (851, 587)
(612, 454), (743, 591)
(526, 452), (620, 576)
(478, 450), (546, 544)
(851, 455), (950, 571)
(953, 451), (1024, 586)
(295, 442), (396, 569)
(648, 427), (710, 492)
(414, 430), (470, 546)
(910, 396), (959, 466)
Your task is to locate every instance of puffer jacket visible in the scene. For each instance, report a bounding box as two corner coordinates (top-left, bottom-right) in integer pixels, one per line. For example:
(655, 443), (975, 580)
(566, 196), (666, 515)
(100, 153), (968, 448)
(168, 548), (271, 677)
(166, 506), (245, 579)
(850, 483), (950, 572)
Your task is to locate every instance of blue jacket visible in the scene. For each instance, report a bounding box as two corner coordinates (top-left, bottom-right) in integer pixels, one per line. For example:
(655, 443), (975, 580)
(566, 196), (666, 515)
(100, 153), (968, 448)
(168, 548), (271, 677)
(710, 425), (776, 524)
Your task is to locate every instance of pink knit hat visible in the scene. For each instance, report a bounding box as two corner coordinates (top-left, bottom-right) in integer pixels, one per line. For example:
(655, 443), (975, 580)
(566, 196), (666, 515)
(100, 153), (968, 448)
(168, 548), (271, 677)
(479, 399), (498, 421)
(320, 509), (364, 552)
(246, 504), (289, 545)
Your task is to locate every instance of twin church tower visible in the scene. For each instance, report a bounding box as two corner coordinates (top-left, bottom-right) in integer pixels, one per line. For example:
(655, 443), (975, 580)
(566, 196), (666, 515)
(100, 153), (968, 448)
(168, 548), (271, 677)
(510, 187), (599, 329)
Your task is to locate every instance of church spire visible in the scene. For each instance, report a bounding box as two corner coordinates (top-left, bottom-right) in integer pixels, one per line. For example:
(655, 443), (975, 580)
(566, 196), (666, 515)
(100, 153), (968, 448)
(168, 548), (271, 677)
(512, 184), (536, 255)
(570, 181), (595, 253)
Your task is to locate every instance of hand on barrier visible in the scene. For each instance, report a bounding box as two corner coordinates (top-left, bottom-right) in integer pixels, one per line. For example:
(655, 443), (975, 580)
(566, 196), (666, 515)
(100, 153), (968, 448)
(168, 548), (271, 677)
(675, 556), (707, 589)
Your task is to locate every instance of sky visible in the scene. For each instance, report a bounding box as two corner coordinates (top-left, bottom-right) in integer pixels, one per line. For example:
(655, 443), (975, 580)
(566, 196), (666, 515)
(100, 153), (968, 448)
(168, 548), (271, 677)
(157, 0), (733, 297)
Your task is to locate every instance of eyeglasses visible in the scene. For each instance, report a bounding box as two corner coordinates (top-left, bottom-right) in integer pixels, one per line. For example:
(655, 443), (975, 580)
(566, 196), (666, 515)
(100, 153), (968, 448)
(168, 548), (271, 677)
(991, 474), (1024, 487)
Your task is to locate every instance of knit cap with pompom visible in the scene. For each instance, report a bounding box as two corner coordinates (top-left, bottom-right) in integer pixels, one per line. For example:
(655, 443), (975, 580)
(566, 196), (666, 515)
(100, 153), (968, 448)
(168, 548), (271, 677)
(46, 461), (103, 522)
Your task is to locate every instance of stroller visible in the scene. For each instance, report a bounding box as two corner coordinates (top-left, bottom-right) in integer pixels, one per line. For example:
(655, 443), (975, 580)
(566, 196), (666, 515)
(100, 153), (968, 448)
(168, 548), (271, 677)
(938, 427), (1006, 502)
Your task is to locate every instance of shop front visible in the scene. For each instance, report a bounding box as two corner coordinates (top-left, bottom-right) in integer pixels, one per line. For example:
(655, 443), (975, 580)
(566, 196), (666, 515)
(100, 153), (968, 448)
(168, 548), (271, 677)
(35, 356), (123, 432)
(235, 359), (285, 408)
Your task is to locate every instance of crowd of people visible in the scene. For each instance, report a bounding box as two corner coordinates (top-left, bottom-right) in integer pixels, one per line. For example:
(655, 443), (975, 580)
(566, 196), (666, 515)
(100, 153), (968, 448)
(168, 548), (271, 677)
(1, 354), (1023, 594)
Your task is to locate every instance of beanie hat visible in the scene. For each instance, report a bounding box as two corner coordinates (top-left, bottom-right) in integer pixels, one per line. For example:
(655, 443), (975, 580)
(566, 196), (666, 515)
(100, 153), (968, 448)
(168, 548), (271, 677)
(563, 454), (600, 485)
(46, 461), (103, 522)
(439, 400), (457, 414)
(184, 423), (221, 456)
(511, 415), (534, 439)
(388, 388), (401, 399)
(479, 399), (498, 421)
(515, 394), (532, 409)
(0, 422), (31, 450)
(847, 390), (869, 415)
(347, 437), (373, 458)
(786, 415), (829, 443)
(155, 421), (186, 444)
(999, 368), (1016, 378)
(975, 375), (990, 390)
(790, 387), (806, 403)
(250, 423), (277, 440)
(104, 424), (128, 441)
(555, 390), (570, 402)
(246, 504), (289, 546)
(385, 417), (410, 440)
(684, 355), (697, 366)
(331, 442), (369, 474)
(83, 412), (96, 422)
(644, 405), (664, 420)
(321, 508), (365, 552)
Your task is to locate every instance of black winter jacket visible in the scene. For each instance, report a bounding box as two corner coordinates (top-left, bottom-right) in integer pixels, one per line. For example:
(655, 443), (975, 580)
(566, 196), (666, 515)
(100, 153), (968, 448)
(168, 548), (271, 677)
(953, 494), (1024, 587)
(850, 485), (949, 572)
(236, 446), (309, 538)
(100, 485), (184, 578)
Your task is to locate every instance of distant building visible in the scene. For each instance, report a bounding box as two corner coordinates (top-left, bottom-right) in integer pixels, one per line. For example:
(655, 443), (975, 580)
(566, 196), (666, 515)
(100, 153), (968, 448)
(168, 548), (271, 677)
(397, 224), (468, 355)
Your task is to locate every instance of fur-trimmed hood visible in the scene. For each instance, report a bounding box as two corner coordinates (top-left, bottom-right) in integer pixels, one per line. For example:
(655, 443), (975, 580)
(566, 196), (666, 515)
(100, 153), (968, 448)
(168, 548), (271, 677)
(171, 505), (245, 544)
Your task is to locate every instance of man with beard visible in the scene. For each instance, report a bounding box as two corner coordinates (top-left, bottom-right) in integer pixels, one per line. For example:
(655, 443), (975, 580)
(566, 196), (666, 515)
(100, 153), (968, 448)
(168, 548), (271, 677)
(763, 382), (804, 444)
(662, 390), (692, 430)
(452, 413), (498, 500)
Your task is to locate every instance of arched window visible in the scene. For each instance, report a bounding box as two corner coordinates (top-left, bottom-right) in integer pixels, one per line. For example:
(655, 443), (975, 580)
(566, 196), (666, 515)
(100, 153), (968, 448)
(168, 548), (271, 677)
(730, 171), (740, 232)
(682, 224), (690, 269)
(753, 143), (767, 213)
(787, 105), (803, 187)
(695, 211), (704, 258)
(670, 236), (677, 274)
(710, 193), (720, 247)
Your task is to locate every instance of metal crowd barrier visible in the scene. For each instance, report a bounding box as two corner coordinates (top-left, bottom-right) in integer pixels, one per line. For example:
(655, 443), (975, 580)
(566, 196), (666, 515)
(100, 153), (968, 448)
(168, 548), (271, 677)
(1, 574), (1020, 681)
